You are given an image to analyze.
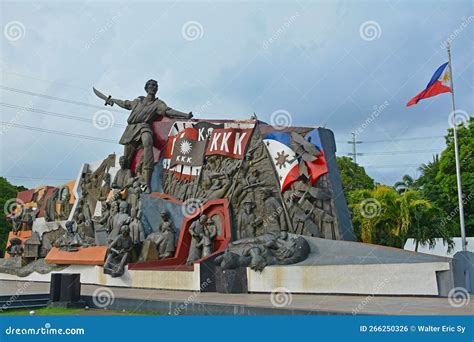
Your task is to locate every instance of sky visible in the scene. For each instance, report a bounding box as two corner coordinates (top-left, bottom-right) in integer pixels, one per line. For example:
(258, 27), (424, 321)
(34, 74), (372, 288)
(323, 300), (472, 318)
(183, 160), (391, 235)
(0, 0), (472, 189)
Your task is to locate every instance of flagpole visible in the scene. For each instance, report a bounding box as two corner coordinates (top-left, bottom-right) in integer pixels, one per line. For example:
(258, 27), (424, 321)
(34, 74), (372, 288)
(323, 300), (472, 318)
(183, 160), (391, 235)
(447, 43), (467, 252)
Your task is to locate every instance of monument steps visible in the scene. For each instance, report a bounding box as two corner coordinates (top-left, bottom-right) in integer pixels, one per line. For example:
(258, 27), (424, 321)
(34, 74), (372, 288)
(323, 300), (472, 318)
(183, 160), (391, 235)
(0, 293), (49, 311)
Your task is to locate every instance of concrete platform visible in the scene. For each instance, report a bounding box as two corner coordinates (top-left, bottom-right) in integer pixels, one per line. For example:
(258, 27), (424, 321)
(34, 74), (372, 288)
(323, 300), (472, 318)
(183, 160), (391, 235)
(0, 280), (471, 316)
(0, 236), (456, 296)
(246, 237), (455, 296)
(0, 264), (204, 291)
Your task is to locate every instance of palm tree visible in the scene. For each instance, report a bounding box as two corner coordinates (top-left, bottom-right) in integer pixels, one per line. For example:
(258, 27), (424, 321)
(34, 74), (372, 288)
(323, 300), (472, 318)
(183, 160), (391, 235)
(352, 186), (400, 246)
(418, 155), (440, 176)
(351, 186), (453, 249)
(397, 190), (434, 249)
(394, 174), (417, 194)
(397, 187), (453, 252)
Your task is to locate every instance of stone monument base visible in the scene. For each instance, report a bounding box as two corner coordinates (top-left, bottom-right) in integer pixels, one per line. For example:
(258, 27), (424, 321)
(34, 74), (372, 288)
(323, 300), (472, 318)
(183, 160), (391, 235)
(0, 257), (24, 272)
(0, 237), (455, 296)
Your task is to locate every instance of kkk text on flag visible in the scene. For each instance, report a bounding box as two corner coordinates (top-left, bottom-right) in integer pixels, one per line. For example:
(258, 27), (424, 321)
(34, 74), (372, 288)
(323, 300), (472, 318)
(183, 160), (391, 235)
(205, 128), (253, 159)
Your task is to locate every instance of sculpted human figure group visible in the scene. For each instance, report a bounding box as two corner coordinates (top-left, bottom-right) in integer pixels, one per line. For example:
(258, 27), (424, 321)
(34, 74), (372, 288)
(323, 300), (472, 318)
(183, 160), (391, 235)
(146, 211), (177, 259)
(8, 206), (35, 235)
(237, 199), (262, 239)
(53, 220), (92, 252)
(187, 214), (217, 265)
(85, 156), (180, 276)
(1, 79), (327, 279)
(6, 237), (23, 258)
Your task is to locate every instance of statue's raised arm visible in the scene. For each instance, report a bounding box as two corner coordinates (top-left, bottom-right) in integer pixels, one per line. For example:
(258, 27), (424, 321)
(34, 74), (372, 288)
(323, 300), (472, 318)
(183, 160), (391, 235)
(165, 107), (193, 119)
(92, 87), (135, 110)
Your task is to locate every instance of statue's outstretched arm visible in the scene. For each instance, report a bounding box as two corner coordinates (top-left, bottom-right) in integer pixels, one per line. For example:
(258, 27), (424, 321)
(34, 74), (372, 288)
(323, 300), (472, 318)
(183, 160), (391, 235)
(165, 107), (193, 119)
(92, 87), (135, 111)
(111, 98), (134, 110)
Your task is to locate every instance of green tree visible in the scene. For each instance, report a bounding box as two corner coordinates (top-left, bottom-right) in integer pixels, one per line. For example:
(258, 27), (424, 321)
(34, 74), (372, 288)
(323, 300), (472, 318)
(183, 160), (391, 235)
(394, 174), (417, 194)
(415, 118), (473, 238)
(0, 177), (26, 257)
(417, 155), (451, 220)
(407, 202), (453, 252)
(339, 121), (472, 250)
(436, 117), (474, 237)
(336, 156), (375, 193)
(417, 155), (444, 202)
(348, 185), (452, 249)
(348, 186), (399, 246)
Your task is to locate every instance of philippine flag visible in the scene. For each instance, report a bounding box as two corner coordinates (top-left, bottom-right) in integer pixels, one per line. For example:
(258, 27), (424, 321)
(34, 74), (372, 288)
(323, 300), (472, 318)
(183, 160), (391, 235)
(263, 132), (300, 192)
(304, 129), (328, 185)
(407, 62), (452, 106)
(263, 130), (329, 192)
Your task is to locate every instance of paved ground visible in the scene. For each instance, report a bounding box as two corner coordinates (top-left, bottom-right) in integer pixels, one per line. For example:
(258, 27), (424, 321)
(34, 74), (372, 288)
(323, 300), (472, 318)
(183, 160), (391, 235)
(1, 280), (472, 315)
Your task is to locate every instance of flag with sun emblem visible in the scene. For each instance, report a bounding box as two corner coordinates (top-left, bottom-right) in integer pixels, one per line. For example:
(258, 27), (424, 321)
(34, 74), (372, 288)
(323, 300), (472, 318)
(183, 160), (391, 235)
(170, 136), (206, 168)
(263, 131), (300, 192)
(163, 126), (207, 179)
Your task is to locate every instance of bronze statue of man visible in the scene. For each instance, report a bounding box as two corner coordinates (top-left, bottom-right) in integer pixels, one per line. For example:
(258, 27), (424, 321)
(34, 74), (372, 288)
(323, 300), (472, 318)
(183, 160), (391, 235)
(104, 225), (134, 277)
(186, 214), (208, 265)
(93, 79), (192, 193)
